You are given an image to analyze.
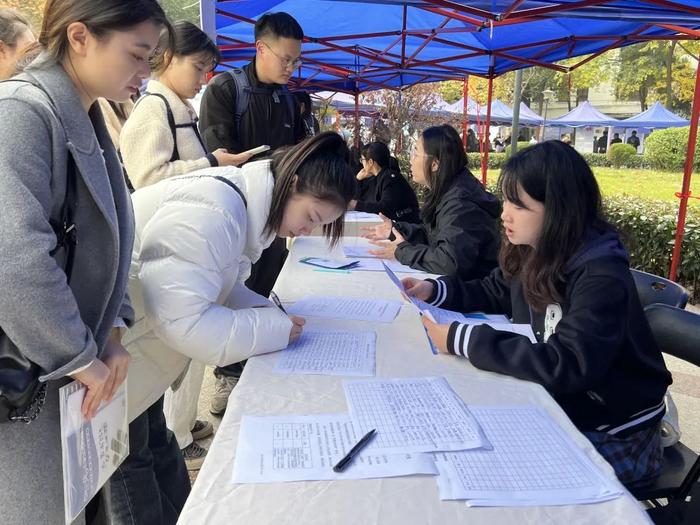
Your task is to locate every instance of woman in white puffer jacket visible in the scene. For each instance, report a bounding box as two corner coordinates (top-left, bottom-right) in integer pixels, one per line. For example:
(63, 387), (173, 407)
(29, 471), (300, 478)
(111, 132), (356, 515)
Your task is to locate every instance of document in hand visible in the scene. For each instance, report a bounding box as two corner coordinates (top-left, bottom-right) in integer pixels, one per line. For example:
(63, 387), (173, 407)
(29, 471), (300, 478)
(232, 413), (437, 483)
(287, 296), (401, 323)
(274, 330), (376, 376)
(60, 382), (129, 524)
(344, 377), (490, 454)
(434, 406), (623, 506)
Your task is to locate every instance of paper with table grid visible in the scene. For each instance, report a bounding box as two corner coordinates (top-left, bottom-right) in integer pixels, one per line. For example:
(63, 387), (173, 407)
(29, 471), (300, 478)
(273, 330), (376, 376)
(343, 377), (490, 454)
(434, 406), (623, 506)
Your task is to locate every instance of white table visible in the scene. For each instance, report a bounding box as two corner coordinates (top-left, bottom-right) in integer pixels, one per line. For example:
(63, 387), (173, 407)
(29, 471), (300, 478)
(178, 236), (651, 525)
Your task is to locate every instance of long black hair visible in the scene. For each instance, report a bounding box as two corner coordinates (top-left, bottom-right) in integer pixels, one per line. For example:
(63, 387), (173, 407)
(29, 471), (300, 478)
(419, 124), (473, 223)
(498, 140), (606, 311)
(361, 142), (391, 171)
(266, 132), (357, 244)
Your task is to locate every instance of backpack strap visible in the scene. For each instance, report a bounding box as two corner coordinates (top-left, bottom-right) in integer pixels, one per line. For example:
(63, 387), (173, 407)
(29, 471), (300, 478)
(171, 173), (248, 209)
(228, 67), (251, 139)
(137, 92), (180, 162)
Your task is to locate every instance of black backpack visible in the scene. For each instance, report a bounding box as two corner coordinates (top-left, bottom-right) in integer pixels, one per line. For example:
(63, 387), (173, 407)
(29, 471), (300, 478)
(227, 67), (296, 138)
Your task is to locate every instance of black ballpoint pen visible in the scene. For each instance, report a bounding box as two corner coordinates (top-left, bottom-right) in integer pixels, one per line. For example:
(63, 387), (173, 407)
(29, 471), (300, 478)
(333, 429), (377, 473)
(269, 291), (287, 314)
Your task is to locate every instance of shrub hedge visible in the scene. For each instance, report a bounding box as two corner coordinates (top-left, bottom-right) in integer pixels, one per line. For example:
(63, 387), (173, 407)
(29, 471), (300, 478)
(608, 143), (638, 168)
(643, 126), (700, 172)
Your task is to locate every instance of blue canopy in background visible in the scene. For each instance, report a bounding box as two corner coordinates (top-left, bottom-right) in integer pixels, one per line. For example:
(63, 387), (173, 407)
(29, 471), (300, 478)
(201, 1), (700, 93)
(549, 101), (621, 127)
(617, 101), (690, 128)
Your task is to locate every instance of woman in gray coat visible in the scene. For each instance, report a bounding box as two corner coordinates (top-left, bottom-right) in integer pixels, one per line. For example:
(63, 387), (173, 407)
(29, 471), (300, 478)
(0, 1), (170, 523)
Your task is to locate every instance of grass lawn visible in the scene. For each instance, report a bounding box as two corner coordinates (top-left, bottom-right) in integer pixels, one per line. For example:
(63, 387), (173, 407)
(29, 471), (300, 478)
(485, 168), (700, 209)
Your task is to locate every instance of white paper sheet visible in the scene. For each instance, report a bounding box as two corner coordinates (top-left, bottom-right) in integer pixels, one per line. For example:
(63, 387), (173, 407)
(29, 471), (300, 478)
(287, 296), (401, 323)
(433, 406), (623, 506)
(345, 211), (382, 222)
(343, 245), (380, 258)
(232, 413), (438, 483)
(344, 377), (489, 454)
(60, 382), (129, 524)
(353, 258), (418, 273)
(274, 330), (376, 376)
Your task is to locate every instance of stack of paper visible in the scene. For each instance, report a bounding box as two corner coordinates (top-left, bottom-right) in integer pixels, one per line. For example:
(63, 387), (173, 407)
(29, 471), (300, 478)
(274, 330), (376, 377)
(345, 211), (382, 222)
(232, 413), (437, 483)
(343, 244), (379, 258)
(343, 377), (490, 454)
(434, 406), (623, 506)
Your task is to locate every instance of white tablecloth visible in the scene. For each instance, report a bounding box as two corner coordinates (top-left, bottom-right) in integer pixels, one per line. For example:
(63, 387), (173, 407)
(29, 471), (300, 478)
(178, 236), (651, 525)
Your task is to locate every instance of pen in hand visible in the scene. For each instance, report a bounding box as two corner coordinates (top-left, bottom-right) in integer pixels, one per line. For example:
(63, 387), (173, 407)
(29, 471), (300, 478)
(333, 429), (377, 473)
(269, 291), (287, 314)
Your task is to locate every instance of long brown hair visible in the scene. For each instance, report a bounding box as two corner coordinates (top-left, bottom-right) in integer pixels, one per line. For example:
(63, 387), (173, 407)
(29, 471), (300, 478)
(266, 132), (357, 245)
(39, 0), (171, 63)
(498, 140), (605, 311)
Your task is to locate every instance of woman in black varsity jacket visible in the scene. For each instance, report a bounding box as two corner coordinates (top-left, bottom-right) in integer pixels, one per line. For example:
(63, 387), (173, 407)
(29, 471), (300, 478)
(403, 140), (671, 489)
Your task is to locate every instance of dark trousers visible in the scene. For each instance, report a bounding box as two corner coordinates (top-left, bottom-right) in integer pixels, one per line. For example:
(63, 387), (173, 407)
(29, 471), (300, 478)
(215, 238), (287, 378)
(108, 396), (191, 525)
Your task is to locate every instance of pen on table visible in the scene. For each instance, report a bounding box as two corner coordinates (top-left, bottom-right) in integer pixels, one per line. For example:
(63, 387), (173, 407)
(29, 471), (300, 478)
(332, 429), (377, 473)
(269, 291), (287, 314)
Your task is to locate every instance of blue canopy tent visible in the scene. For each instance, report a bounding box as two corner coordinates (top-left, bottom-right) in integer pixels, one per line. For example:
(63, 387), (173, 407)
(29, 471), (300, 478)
(617, 101), (690, 128)
(519, 102), (544, 126)
(199, 0), (700, 280)
(548, 101), (621, 127)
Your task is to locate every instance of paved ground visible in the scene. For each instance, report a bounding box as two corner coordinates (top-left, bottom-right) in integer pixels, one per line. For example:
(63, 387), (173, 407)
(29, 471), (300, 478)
(188, 305), (700, 484)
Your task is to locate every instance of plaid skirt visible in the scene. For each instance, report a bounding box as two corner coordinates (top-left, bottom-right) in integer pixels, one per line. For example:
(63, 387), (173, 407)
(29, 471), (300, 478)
(584, 423), (663, 489)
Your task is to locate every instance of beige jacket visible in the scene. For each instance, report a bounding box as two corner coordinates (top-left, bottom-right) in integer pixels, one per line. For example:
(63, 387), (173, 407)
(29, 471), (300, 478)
(120, 79), (213, 189)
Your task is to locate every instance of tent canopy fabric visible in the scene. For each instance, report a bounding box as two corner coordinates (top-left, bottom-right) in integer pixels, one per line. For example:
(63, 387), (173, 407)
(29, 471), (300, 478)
(617, 101), (690, 128)
(203, 0), (700, 93)
(548, 100), (620, 127)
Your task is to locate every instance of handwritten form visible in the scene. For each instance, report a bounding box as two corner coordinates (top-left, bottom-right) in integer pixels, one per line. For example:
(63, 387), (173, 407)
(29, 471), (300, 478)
(344, 377), (489, 454)
(287, 296), (401, 323)
(232, 414), (437, 483)
(274, 330), (376, 377)
(434, 406), (623, 506)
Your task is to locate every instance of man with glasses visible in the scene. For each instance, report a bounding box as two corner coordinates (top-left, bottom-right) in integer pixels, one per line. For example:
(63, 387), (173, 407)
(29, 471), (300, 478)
(199, 12), (305, 416)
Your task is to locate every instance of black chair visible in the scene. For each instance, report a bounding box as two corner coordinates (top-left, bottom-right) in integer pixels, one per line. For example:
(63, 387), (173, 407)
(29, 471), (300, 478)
(633, 304), (700, 522)
(632, 269), (689, 309)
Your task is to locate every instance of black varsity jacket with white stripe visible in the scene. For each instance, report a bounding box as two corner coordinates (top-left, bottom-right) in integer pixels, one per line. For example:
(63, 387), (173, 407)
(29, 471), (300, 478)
(425, 229), (672, 437)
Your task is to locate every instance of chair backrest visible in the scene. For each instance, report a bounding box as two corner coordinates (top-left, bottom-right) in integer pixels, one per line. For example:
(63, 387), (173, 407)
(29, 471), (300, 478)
(645, 304), (700, 367)
(631, 269), (689, 309)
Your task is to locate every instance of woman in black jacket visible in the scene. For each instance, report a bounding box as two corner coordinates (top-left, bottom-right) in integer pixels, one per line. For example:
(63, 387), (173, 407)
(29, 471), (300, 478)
(365, 125), (501, 279)
(350, 141), (420, 223)
(403, 141), (671, 489)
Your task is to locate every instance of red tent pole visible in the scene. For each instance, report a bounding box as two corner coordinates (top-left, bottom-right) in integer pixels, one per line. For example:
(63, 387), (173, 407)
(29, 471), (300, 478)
(480, 76), (494, 185)
(669, 58), (700, 281)
(354, 92), (360, 148)
(462, 76), (469, 148)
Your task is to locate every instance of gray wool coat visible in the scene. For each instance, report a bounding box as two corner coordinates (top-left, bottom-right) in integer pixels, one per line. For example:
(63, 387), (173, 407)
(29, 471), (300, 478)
(0, 57), (134, 524)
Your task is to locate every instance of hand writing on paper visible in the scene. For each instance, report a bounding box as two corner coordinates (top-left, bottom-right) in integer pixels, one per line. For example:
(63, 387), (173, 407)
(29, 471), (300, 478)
(368, 225), (405, 259)
(288, 315), (306, 344)
(422, 315), (450, 354)
(401, 278), (435, 301)
(361, 213), (392, 240)
(101, 328), (132, 402)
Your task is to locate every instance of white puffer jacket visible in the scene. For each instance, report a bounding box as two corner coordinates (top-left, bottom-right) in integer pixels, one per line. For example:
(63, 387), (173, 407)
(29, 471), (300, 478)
(124, 160), (291, 421)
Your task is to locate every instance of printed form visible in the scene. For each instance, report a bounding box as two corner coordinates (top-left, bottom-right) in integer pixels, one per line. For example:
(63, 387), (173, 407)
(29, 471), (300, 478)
(274, 330), (376, 377)
(232, 413), (437, 483)
(287, 296), (401, 323)
(434, 406), (623, 506)
(344, 377), (490, 454)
